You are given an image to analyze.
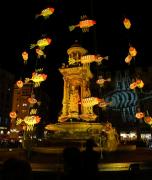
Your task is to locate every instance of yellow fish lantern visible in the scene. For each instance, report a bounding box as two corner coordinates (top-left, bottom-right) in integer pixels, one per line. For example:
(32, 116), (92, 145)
(9, 111), (17, 119)
(144, 116), (152, 125)
(125, 54), (132, 64)
(31, 72), (47, 87)
(22, 51), (28, 64)
(30, 37), (52, 50)
(129, 46), (137, 57)
(129, 82), (137, 90)
(16, 80), (24, 88)
(35, 7), (55, 19)
(136, 79), (144, 89)
(123, 18), (131, 29)
(135, 112), (145, 119)
(19, 115), (41, 131)
(82, 97), (101, 107)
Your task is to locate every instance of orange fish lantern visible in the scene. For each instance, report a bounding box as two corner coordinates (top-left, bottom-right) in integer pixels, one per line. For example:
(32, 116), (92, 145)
(129, 46), (137, 57)
(144, 116), (152, 125)
(30, 37), (52, 50)
(123, 18), (131, 29)
(130, 82), (137, 90)
(35, 116), (41, 124)
(22, 51), (28, 64)
(125, 54), (132, 64)
(96, 76), (111, 87)
(9, 111), (17, 119)
(135, 112), (145, 119)
(81, 55), (108, 64)
(35, 7), (55, 19)
(16, 80), (24, 88)
(28, 97), (37, 105)
(35, 48), (46, 59)
(136, 79), (144, 89)
(69, 18), (96, 32)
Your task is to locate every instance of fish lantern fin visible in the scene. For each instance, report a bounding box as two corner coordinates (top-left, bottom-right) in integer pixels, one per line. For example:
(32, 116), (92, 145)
(30, 44), (36, 49)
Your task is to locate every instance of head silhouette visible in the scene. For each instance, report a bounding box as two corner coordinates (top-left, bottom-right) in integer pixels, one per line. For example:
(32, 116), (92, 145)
(1, 158), (32, 180)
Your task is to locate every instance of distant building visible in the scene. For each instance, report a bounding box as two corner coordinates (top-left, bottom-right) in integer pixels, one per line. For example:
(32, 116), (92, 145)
(0, 68), (15, 129)
(11, 82), (50, 134)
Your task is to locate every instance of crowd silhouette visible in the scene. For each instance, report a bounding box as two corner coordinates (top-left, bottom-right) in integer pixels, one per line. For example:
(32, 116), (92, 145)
(1, 158), (32, 180)
(60, 138), (101, 180)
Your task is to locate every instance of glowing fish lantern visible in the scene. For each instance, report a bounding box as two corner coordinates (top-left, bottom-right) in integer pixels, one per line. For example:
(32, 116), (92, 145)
(129, 46), (137, 57)
(135, 112), (145, 119)
(125, 54), (132, 64)
(136, 79), (144, 89)
(82, 97), (101, 107)
(28, 97), (37, 105)
(96, 76), (111, 87)
(69, 18), (96, 32)
(35, 7), (55, 19)
(9, 111), (17, 119)
(16, 80), (24, 88)
(30, 37), (52, 50)
(123, 18), (131, 29)
(80, 55), (108, 64)
(31, 72), (47, 87)
(130, 82), (137, 90)
(22, 51), (28, 64)
(144, 116), (152, 125)
(35, 48), (46, 59)
(16, 115), (41, 131)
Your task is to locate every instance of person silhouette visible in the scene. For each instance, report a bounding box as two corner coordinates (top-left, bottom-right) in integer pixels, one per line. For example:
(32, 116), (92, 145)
(61, 146), (82, 180)
(1, 157), (32, 180)
(81, 138), (101, 179)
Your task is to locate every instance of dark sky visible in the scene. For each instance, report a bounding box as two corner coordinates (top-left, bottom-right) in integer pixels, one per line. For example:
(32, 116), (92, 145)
(0, 0), (152, 120)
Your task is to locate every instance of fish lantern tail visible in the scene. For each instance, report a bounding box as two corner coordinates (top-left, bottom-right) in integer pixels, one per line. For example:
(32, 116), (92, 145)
(35, 14), (40, 19)
(69, 25), (76, 31)
(30, 44), (36, 49)
(104, 56), (109, 60)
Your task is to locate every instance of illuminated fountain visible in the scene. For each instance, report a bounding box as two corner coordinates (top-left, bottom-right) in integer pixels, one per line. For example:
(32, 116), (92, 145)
(45, 43), (119, 151)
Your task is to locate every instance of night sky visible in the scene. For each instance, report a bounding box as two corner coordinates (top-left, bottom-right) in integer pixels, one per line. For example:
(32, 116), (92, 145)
(0, 0), (152, 121)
